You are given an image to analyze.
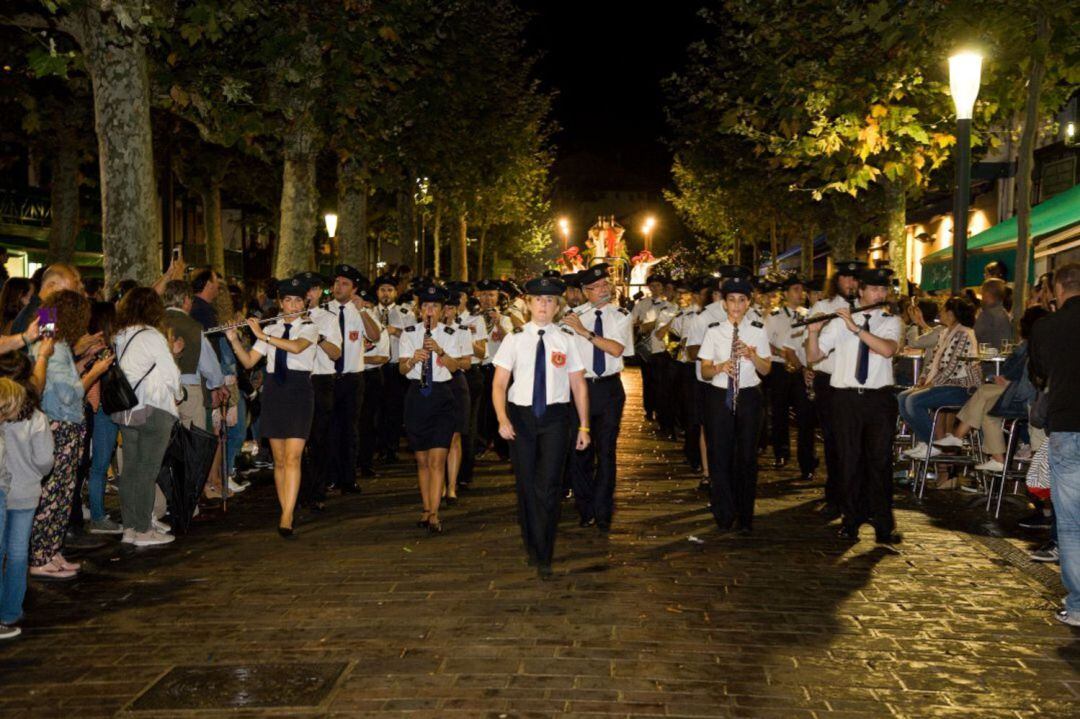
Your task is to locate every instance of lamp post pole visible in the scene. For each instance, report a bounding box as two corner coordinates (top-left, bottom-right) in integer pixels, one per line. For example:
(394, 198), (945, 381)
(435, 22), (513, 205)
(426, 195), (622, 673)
(949, 51), (982, 294)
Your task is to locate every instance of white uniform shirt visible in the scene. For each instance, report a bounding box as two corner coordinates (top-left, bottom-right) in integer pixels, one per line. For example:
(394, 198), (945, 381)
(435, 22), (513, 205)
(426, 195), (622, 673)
(493, 322), (585, 406)
(363, 307), (390, 370)
(765, 306), (806, 364)
(650, 301), (680, 354)
(697, 318), (769, 389)
(806, 295), (852, 374)
(566, 303), (634, 378)
(481, 311), (513, 365)
(687, 302), (728, 381)
(784, 315), (811, 367)
(450, 319), (475, 362)
(670, 308), (696, 363)
(456, 311), (489, 366)
(253, 319), (321, 373)
(307, 307), (344, 376)
(817, 308), (901, 390)
(376, 301), (410, 362)
(329, 300), (367, 373)
(398, 322), (459, 383)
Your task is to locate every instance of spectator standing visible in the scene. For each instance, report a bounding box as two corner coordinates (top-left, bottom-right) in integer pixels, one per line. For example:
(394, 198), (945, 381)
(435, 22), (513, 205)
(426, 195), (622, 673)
(974, 278), (1014, 352)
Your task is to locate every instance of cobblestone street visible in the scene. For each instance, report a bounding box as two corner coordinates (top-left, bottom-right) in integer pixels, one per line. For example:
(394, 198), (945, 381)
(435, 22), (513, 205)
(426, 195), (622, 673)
(0, 369), (1077, 718)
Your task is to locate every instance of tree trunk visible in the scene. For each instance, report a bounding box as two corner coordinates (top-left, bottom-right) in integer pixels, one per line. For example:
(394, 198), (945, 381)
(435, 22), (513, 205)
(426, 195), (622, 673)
(1013, 10), (1049, 325)
(452, 213), (468, 281)
(801, 231), (814, 279)
(477, 226), (488, 279)
(883, 177), (907, 294)
(830, 222), (857, 264)
(769, 217), (778, 270)
(201, 184), (225, 274)
(47, 126), (80, 264)
(275, 119), (319, 277)
(79, 13), (160, 289)
(432, 202), (442, 278)
(396, 190), (416, 267)
(336, 158), (367, 271)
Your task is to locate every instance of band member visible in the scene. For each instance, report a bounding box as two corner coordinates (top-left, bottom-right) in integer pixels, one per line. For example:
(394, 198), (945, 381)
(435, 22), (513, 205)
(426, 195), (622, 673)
(631, 274), (668, 423)
(659, 278), (701, 471)
(492, 276), (590, 579)
(398, 285), (470, 534)
(563, 263), (633, 531)
(804, 260), (864, 519)
(356, 288), (390, 478)
(475, 278), (512, 460)
(442, 291), (475, 504)
(226, 277), (320, 538)
(327, 264), (380, 494)
(296, 273), (342, 511)
(374, 275), (408, 463)
(451, 282), (488, 489)
(764, 275), (816, 480)
(698, 273), (772, 533)
(806, 267), (902, 544)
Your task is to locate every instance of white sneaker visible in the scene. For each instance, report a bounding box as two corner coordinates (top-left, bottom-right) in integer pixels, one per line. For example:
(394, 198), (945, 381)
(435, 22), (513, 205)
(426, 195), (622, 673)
(227, 478), (249, 494)
(905, 443), (940, 459)
(152, 518), (172, 534)
(933, 434), (964, 448)
(133, 530), (175, 547)
(975, 459), (1005, 473)
(0, 624), (21, 640)
(121, 528), (136, 544)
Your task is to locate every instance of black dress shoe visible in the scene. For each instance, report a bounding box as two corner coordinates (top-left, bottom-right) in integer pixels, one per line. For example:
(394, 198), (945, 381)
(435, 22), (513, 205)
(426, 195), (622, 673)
(537, 564), (554, 580)
(579, 516), (595, 528)
(444, 496), (458, 508)
(416, 517), (430, 528)
(792, 472), (815, 484)
(697, 479), (711, 493)
(875, 531), (903, 545)
(596, 522), (611, 534)
(820, 504), (842, 521)
(358, 466), (377, 478)
(837, 526), (859, 541)
(737, 526), (753, 536)
(277, 526), (296, 539)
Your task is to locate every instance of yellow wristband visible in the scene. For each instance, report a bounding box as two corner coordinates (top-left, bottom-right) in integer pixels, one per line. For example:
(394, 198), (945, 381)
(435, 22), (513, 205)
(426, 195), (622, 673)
(578, 426), (590, 432)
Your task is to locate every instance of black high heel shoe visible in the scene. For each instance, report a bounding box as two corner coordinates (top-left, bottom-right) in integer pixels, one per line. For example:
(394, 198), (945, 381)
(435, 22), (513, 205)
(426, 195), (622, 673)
(278, 526), (296, 539)
(417, 514), (430, 528)
(427, 518), (443, 535)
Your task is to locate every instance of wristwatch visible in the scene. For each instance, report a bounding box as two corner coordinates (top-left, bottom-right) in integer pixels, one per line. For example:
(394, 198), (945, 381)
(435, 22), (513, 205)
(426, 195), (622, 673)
(587, 331), (596, 340)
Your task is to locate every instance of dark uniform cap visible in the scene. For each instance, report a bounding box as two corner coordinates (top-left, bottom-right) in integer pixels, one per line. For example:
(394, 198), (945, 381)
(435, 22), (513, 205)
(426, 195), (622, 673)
(417, 284), (450, 304)
(716, 264), (751, 280)
(806, 277), (825, 292)
(835, 260), (867, 277)
(334, 264), (366, 287)
(500, 279), (522, 297)
(578, 262), (611, 286)
(293, 271), (328, 287)
(753, 278), (777, 293)
(859, 267), (894, 287)
(446, 280), (473, 294)
(561, 272), (582, 288)
(523, 276), (566, 296)
(721, 277), (755, 297)
(541, 269), (562, 279)
(693, 275), (718, 293)
(475, 278), (500, 291)
(372, 275), (397, 289)
(399, 290), (415, 304)
(781, 275), (805, 290)
(647, 273), (668, 285)
(277, 276), (310, 299)
(358, 289), (376, 304)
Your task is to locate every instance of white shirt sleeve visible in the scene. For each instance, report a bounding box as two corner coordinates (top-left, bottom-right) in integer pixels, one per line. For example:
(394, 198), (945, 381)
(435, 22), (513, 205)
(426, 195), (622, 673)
(564, 334), (585, 373)
(398, 328), (418, 363)
(493, 333), (516, 371)
(612, 311), (633, 355)
(817, 318), (841, 354)
(697, 327), (718, 363)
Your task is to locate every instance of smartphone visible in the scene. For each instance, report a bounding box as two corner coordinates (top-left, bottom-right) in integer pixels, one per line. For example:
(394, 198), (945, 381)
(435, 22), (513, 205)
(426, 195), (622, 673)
(172, 246), (182, 263)
(37, 307), (57, 338)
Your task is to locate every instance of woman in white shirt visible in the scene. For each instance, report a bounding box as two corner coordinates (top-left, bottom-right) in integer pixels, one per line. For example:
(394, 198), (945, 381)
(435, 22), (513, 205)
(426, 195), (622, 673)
(441, 292), (474, 506)
(227, 278), (319, 538)
(112, 288), (183, 547)
(398, 285), (471, 534)
(698, 275), (772, 534)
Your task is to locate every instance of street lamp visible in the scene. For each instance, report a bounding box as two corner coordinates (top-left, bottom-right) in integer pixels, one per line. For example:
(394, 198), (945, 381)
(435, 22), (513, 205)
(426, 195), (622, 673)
(642, 215), (656, 253)
(949, 50), (982, 294)
(324, 213), (338, 239)
(558, 217), (570, 250)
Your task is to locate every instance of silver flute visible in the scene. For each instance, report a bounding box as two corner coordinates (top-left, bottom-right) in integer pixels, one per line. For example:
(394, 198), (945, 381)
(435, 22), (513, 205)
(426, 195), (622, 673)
(202, 301), (334, 335)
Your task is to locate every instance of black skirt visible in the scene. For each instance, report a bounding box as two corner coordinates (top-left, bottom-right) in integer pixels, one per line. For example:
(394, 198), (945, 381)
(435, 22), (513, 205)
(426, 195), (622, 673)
(260, 370), (314, 440)
(404, 380), (455, 451)
(450, 372), (471, 434)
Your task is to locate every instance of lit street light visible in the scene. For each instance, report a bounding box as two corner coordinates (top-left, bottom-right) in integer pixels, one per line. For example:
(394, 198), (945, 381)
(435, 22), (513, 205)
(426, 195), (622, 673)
(642, 215), (656, 252)
(949, 50), (982, 294)
(558, 217), (570, 250)
(324, 213), (338, 239)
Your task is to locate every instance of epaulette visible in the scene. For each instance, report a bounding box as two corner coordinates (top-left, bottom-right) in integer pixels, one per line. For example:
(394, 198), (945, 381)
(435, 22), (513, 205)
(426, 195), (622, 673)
(512, 327), (523, 334)
(751, 320), (764, 328)
(560, 326), (575, 336)
(708, 321), (720, 328)
(770, 308), (782, 315)
(300, 320), (314, 325)
(444, 327), (455, 335)
(617, 308), (629, 315)
(881, 312), (892, 317)
(404, 325), (416, 332)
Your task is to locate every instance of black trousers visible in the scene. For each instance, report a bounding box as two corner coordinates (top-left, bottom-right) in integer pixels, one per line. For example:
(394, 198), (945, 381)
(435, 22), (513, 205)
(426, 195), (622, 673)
(832, 388), (898, 535)
(652, 352), (677, 433)
(704, 385), (763, 529)
(682, 364), (704, 468)
(479, 363), (510, 460)
(768, 363), (817, 474)
(571, 376), (625, 526)
(357, 369), (384, 471)
(813, 372), (841, 507)
(301, 374), (336, 504)
(509, 402), (572, 566)
(378, 363), (404, 456)
(459, 366), (484, 485)
(328, 372), (364, 489)
(641, 350), (655, 417)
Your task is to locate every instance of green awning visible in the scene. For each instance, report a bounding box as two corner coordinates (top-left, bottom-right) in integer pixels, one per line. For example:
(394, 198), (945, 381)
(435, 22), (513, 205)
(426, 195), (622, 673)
(920, 183), (1080, 291)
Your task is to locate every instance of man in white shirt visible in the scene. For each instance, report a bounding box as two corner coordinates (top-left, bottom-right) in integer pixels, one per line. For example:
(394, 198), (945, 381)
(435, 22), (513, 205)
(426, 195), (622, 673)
(561, 263), (633, 532)
(764, 275), (816, 480)
(374, 275), (408, 463)
(631, 274), (668, 423)
(804, 260), (864, 519)
(807, 266), (901, 544)
(356, 288), (390, 478)
(475, 278), (513, 461)
(449, 281), (488, 488)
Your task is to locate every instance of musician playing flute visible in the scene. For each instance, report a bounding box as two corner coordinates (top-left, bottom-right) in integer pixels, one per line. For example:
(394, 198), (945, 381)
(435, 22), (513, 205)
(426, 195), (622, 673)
(698, 273), (771, 535)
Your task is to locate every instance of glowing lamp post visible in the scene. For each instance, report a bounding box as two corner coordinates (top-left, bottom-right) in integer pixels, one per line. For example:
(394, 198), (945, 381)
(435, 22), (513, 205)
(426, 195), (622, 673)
(324, 213), (338, 239)
(949, 51), (982, 294)
(558, 217), (570, 250)
(642, 215), (656, 253)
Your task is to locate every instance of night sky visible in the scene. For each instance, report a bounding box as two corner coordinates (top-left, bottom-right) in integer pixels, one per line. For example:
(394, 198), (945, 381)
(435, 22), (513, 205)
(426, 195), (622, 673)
(522, 1), (706, 192)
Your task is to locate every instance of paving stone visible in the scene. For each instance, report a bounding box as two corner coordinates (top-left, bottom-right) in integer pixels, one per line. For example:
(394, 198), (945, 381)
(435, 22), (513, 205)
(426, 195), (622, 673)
(0, 369), (1075, 716)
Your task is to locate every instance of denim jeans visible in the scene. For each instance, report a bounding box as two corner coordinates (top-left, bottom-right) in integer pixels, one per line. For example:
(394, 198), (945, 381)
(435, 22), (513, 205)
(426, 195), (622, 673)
(0, 491), (35, 625)
(225, 395), (247, 476)
(88, 406), (119, 521)
(1049, 432), (1080, 614)
(897, 385), (974, 443)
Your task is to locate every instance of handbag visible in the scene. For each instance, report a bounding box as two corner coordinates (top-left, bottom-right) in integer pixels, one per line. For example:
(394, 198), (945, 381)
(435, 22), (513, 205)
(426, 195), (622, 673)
(107, 329), (157, 426)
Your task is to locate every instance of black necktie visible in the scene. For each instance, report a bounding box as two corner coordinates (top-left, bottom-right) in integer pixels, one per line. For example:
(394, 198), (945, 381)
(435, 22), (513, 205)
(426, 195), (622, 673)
(274, 323), (290, 384)
(593, 310), (605, 376)
(855, 315), (871, 384)
(533, 329), (547, 418)
(335, 305), (346, 374)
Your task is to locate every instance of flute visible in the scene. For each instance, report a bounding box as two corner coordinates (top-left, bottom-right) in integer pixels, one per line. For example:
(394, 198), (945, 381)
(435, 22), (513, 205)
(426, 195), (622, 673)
(730, 321), (740, 415)
(419, 316), (433, 390)
(202, 302), (333, 335)
(790, 301), (888, 328)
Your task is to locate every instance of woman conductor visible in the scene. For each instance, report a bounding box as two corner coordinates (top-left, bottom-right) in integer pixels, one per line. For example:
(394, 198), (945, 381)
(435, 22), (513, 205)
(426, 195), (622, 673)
(226, 277), (320, 538)
(399, 284), (471, 534)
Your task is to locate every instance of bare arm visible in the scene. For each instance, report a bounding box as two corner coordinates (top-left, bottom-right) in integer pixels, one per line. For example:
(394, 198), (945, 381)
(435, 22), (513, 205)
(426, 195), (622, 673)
(359, 309), (382, 342)
(569, 370), (591, 451)
(319, 338), (342, 361)
(493, 366), (514, 439)
(225, 332), (265, 370)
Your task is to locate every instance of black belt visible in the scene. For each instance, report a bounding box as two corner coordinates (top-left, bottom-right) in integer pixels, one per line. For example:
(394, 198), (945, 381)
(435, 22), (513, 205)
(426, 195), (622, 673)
(836, 385), (895, 395)
(587, 374), (620, 384)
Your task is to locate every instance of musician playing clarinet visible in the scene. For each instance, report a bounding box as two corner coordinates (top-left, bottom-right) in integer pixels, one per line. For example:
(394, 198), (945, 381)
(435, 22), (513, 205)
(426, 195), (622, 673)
(698, 272), (772, 534)
(806, 267), (902, 544)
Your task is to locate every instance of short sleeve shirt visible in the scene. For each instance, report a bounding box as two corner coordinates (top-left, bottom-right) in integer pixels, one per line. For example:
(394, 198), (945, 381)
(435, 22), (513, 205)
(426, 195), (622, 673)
(493, 322), (585, 406)
(398, 322), (458, 383)
(817, 308), (901, 389)
(254, 319), (321, 373)
(697, 318), (769, 389)
(308, 307), (344, 376)
(565, 303), (634, 377)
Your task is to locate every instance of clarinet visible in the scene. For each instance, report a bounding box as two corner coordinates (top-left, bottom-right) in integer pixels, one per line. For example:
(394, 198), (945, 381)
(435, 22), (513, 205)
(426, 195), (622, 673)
(730, 321), (740, 415)
(420, 317), (433, 390)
